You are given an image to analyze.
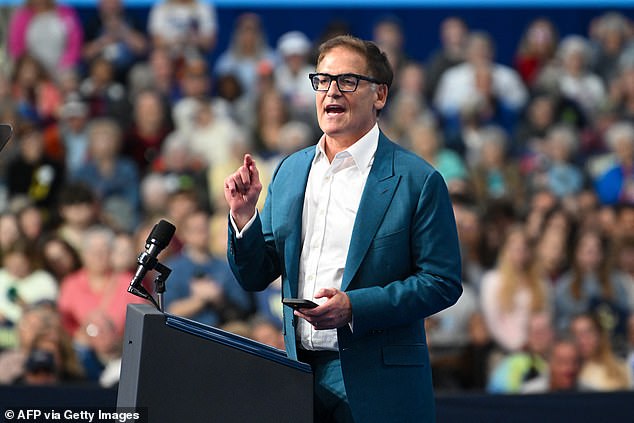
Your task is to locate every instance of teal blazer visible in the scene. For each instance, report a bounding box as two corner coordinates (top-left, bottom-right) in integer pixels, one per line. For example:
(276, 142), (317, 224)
(228, 133), (462, 423)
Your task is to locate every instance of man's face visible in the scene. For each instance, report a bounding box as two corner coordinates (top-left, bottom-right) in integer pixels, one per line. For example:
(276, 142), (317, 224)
(549, 343), (580, 391)
(315, 46), (387, 146)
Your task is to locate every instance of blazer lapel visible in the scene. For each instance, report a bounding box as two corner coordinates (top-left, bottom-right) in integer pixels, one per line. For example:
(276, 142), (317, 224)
(341, 134), (399, 291)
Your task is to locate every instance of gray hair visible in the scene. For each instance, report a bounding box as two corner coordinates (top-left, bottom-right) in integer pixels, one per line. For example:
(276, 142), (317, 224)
(547, 124), (578, 153)
(557, 35), (591, 65)
(605, 121), (634, 151)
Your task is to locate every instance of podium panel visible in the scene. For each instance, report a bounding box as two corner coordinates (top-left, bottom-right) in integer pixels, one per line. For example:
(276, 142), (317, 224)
(117, 304), (313, 423)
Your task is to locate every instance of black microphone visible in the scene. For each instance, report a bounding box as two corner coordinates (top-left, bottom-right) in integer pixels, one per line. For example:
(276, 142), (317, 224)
(129, 219), (176, 290)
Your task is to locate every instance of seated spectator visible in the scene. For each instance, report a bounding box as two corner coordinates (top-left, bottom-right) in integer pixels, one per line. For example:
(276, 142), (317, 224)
(408, 117), (467, 192)
(470, 126), (526, 213)
(0, 239), (57, 331)
(274, 31), (316, 127)
(56, 182), (101, 252)
(7, 0), (83, 74)
(58, 225), (145, 340)
(554, 229), (630, 337)
(9, 54), (62, 124)
(73, 118), (141, 232)
(164, 210), (251, 327)
(38, 234), (81, 282)
(213, 13), (276, 101)
(425, 16), (468, 101)
(147, 0), (218, 66)
(514, 18), (559, 88)
(79, 56), (130, 125)
(570, 313), (631, 390)
(481, 225), (551, 352)
(594, 121), (634, 205)
(0, 304), (83, 385)
(5, 127), (65, 215)
(521, 338), (584, 393)
(73, 310), (123, 387)
(249, 315), (284, 350)
(589, 12), (632, 85)
(434, 31), (527, 136)
(514, 93), (558, 156)
(81, 0), (148, 83)
(487, 312), (554, 393)
(123, 89), (173, 173)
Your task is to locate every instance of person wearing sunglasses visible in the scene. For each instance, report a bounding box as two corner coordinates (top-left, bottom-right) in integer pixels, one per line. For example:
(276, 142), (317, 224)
(224, 35), (462, 423)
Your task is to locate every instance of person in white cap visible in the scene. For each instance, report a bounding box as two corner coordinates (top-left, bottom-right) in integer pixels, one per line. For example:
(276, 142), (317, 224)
(274, 31), (317, 128)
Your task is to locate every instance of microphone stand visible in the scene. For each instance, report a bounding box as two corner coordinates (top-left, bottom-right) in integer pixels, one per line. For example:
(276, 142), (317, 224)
(153, 262), (172, 312)
(127, 254), (172, 312)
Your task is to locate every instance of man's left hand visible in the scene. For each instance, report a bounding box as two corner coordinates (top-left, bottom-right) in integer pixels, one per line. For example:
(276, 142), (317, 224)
(295, 288), (352, 330)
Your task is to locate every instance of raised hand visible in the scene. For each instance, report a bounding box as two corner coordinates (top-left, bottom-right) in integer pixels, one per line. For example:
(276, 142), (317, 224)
(224, 154), (263, 230)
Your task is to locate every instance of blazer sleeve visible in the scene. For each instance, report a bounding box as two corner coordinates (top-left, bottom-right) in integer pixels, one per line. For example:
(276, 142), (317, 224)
(346, 170), (463, 336)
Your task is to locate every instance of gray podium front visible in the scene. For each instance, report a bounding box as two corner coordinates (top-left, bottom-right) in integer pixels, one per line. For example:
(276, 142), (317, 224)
(117, 304), (313, 423)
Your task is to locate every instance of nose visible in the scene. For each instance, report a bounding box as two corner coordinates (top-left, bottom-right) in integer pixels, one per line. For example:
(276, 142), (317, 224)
(326, 78), (342, 96)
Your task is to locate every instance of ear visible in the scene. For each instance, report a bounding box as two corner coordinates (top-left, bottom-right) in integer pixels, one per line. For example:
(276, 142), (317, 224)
(374, 84), (388, 112)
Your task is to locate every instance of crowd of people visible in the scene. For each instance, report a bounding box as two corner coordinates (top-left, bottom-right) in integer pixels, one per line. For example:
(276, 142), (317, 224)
(0, 0), (632, 395)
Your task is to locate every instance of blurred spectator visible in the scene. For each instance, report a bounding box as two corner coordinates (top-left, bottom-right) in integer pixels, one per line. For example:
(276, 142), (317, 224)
(82, 0), (148, 83)
(124, 89), (173, 173)
(274, 31), (316, 127)
(535, 225), (569, 285)
(79, 56), (130, 125)
(594, 121), (634, 205)
(127, 47), (179, 103)
(434, 31), (528, 134)
(408, 117), (467, 190)
(214, 13), (276, 101)
(470, 125), (526, 213)
(554, 229), (630, 338)
(147, 0), (218, 67)
(514, 93), (558, 155)
(9, 54), (63, 124)
(426, 16), (468, 101)
(150, 131), (210, 212)
(514, 18), (559, 88)
(525, 124), (585, 199)
(110, 232), (137, 274)
(487, 312), (554, 393)
(42, 97), (90, 175)
(249, 315), (284, 350)
(570, 313), (631, 390)
(0, 239), (57, 329)
(171, 59), (216, 133)
(252, 87), (290, 158)
(164, 210), (251, 326)
(452, 197), (486, 291)
(16, 201), (45, 246)
(73, 118), (140, 232)
(372, 15), (408, 76)
(73, 310), (123, 387)
(7, 0), (83, 74)
(480, 225), (551, 352)
(58, 225), (145, 339)
(56, 182), (100, 252)
(521, 338), (584, 393)
(589, 12), (633, 85)
(186, 98), (243, 169)
(607, 61), (634, 122)
(38, 234), (81, 282)
(139, 173), (170, 220)
(5, 128), (65, 215)
(0, 213), (23, 258)
(547, 35), (607, 119)
(457, 312), (500, 391)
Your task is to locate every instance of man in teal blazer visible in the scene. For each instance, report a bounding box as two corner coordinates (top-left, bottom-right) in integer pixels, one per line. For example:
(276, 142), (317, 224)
(225, 35), (462, 423)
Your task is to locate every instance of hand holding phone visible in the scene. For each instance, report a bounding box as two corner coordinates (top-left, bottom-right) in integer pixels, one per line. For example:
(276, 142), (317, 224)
(282, 298), (318, 310)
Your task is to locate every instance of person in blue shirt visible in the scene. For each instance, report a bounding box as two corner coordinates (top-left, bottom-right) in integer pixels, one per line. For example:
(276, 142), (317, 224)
(164, 209), (251, 326)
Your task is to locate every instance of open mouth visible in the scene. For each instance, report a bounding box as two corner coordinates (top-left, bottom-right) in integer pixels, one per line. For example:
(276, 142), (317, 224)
(325, 104), (345, 115)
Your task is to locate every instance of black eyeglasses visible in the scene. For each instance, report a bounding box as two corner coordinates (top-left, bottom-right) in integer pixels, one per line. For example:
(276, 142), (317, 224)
(308, 73), (383, 92)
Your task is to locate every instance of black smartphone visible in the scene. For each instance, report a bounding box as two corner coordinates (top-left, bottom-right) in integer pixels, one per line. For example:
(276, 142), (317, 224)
(282, 298), (319, 310)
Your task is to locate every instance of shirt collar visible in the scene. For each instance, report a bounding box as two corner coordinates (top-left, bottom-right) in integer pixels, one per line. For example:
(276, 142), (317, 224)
(314, 124), (379, 171)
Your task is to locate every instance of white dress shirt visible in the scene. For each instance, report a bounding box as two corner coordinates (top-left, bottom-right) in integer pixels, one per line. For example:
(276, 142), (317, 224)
(232, 124), (379, 351)
(297, 124), (379, 351)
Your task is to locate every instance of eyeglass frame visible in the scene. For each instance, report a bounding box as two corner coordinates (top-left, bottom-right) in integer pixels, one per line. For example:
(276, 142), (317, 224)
(308, 72), (384, 92)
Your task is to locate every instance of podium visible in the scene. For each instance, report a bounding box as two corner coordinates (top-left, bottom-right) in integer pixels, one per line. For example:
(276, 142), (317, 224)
(117, 304), (313, 423)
